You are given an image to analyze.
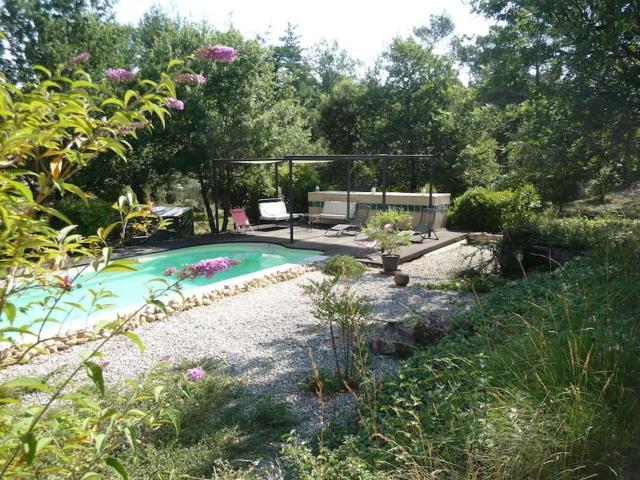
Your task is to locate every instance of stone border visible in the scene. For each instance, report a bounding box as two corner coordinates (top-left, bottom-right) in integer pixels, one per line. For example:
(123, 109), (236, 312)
(0, 263), (318, 366)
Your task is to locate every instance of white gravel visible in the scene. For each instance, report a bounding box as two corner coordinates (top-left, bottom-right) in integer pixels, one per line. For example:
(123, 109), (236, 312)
(0, 241), (487, 434)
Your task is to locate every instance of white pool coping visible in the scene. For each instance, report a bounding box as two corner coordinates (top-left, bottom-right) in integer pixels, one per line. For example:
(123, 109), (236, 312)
(3, 251), (326, 349)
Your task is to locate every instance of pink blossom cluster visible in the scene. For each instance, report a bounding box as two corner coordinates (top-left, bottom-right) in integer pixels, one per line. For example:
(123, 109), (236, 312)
(117, 121), (146, 135)
(164, 257), (240, 280)
(175, 73), (207, 85)
(194, 45), (237, 63)
(165, 97), (184, 110)
(186, 366), (206, 381)
(69, 52), (91, 64)
(105, 68), (136, 82)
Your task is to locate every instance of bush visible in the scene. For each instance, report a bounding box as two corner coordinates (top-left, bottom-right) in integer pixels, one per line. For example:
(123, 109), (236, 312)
(448, 185), (540, 233)
(323, 255), (366, 280)
(298, 235), (640, 478)
(503, 216), (640, 252)
(55, 196), (118, 238)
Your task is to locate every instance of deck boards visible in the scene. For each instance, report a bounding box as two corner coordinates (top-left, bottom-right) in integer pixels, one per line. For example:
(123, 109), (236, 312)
(115, 226), (468, 266)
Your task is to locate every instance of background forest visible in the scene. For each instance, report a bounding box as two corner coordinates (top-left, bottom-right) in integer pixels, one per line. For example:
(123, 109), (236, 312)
(1, 0), (638, 231)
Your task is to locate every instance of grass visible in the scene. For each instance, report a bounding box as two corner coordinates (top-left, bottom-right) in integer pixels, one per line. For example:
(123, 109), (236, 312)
(285, 235), (640, 479)
(193, 211), (235, 236)
(123, 361), (296, 479)
(562, 187), (640, 219)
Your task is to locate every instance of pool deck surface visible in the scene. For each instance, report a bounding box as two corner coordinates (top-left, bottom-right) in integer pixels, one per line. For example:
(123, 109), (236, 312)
(116, 226), (468, 267)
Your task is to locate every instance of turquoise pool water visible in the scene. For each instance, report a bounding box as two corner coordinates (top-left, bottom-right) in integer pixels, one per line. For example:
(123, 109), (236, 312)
(12, 243), (322, 336)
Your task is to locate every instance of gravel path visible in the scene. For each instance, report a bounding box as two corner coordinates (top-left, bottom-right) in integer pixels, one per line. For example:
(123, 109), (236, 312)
(0, 241), (486, 433)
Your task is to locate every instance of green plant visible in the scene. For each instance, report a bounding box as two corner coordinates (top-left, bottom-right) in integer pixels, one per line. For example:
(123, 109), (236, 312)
(302, 279), (372, 387)
(55, 196), (119, 238)
(292, 233), (640, 478)
(124, 363), (296, 479)
(0, 44), (242, 477)
(448, 185), (540, 233)
(362, 210), (413, 255)
(323, 255), (366, 280)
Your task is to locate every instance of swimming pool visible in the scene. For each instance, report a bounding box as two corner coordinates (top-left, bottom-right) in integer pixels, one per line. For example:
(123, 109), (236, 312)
(12, 243), (323, 337)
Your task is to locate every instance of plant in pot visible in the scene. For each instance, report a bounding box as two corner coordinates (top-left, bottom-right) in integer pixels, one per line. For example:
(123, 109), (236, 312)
(363, 210), (413, 273)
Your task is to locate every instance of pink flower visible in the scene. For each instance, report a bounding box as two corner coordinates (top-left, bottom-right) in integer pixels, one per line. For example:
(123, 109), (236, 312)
(163, 267), (177, 276)
(384, 223), (394, 232)
(105, 68), (136, 82)
(186, 366), (206, 381)
(170, 257), (240, 280)
(194, 45), (237, 63)
(99, 361), (110, 370)
(175, 73), (207, 85)
(69, 52), (91, 64)
(160, 354), (174, 361)
(117, 121), (146, 135)
(165, 98), (184, 110)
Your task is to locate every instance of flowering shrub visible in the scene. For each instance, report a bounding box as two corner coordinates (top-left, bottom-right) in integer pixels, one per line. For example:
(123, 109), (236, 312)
(164, 257), (240, 280)
(165, 97), (185, 110)
(105, 67), (136, 82)
(0, 54), (184, 477)
(69, 51), (91, 64)
(175, 73), (207, 85)
(194, 45), (237, 62)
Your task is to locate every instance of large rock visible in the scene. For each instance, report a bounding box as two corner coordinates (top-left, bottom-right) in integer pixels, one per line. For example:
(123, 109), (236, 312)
(413, 314), (448, 346)
(369, 321), (415, 357)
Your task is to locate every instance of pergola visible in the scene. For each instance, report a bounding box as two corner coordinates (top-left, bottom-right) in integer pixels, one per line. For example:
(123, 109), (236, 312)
(218, 154), (434, 243)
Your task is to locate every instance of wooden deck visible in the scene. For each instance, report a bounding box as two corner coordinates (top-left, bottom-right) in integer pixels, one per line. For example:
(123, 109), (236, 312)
(116, 226), (467, 266)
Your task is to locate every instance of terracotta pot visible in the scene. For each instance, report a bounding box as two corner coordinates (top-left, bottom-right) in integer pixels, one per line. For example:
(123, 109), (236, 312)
(394, 271), (410, 287)
(381, 254), (400, 273)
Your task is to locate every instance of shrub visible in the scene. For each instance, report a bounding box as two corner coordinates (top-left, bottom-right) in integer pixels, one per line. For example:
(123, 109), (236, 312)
(323, 255), (366, 280)
(299, 235), (640, 478)
(55, 197), (119, 238)
(362, 210), (413, 255)
(448, 185), (540, 233)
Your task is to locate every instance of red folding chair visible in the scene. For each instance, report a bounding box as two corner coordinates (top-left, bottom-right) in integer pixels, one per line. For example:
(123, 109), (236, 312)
(230, 208), (254, 233)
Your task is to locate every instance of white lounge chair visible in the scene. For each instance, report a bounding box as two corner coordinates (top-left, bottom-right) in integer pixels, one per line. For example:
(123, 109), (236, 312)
(258, 198), (300, 229)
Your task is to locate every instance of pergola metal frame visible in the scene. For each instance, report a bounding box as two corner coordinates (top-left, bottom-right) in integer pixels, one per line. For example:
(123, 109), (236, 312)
(217, 154), (434, 243)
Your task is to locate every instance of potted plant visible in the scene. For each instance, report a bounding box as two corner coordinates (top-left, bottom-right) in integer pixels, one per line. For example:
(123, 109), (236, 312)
(363, 210), (413, 273)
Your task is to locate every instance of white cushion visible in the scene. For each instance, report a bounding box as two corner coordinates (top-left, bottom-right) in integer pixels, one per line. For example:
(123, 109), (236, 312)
(321, 201), (356, 217)
(259, 201), (287, 218)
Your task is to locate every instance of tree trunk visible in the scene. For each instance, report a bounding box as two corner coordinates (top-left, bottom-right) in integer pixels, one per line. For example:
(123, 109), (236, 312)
(197, 171), (217, 235)
(221, 164), (231, 231)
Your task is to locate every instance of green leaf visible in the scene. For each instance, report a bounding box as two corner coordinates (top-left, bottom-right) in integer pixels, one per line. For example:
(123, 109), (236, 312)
(62, 182), (87, 202)
(37, 205), (72, 224)
(3, 302), (16, 323)
(124, 426), (137, 451)
(94, 433), (106, 453)
(100, 259), (139, 273)
(81, 473), (101, 480)
(34, 65), (52, 78)
(123, 331), (144, 353)
(3, 377), (52, 393)
(85, 361), (105, 395)
(106, 457), (129, 479)
(21, 432), (37, 465)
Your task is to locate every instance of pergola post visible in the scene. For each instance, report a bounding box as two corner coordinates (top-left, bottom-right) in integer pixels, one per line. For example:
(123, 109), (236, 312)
(275, 162), (279, 198)
(428, 156), (434, 208)
(346, 158), (352, 220)
(382, 157), (388, 210)
(287, 155), (294, 244)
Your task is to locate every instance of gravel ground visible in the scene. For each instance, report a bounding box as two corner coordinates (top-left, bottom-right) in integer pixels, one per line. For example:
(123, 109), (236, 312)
(0, 240), (488, 434)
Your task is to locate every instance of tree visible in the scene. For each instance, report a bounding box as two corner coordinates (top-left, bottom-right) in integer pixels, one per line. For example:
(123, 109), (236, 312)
(461, 0), (640, 204)
(0, 0), (132, 83)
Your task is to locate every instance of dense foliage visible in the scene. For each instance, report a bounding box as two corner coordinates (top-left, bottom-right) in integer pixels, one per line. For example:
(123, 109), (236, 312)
(287, 230), (640, 478)
(447, 184), (540, 233)
(3, 1), (635, 226)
